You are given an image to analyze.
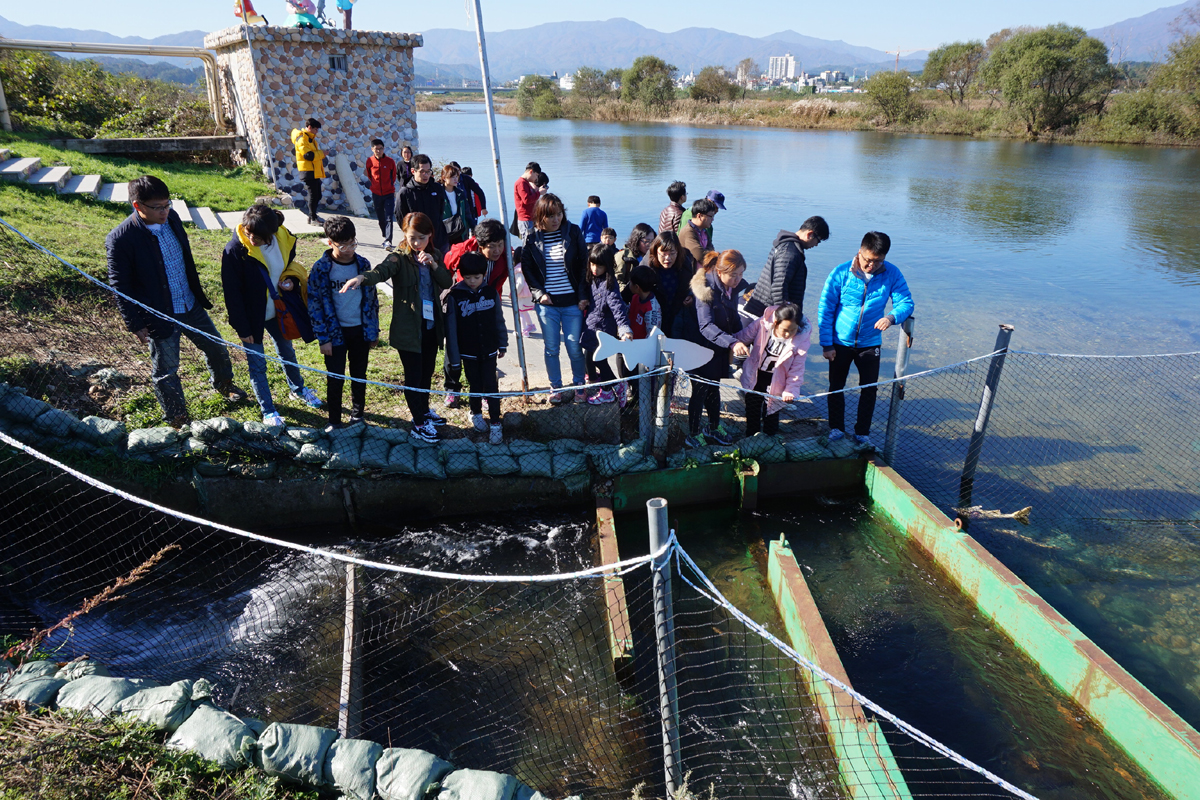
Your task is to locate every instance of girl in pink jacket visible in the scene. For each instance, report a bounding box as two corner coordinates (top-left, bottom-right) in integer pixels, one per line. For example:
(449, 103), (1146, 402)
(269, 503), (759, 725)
(734, 303), (811, 436)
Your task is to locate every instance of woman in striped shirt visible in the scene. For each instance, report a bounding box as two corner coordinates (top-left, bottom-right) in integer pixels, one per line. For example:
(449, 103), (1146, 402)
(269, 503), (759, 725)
(521, 193), (590, 403)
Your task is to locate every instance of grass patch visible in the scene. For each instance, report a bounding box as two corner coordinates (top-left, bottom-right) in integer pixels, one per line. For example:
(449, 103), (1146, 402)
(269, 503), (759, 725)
(0, 707), (320, 800)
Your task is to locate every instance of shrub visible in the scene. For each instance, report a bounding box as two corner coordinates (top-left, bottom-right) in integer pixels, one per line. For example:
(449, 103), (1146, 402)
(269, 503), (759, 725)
(864, 71), (922, 124)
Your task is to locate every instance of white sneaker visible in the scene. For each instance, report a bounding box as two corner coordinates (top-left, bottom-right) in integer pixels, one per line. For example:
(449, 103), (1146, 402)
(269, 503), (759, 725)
(471, 413), (488, 432)
(263, 412), (286, 428)
(489, 423), (503, 445)
(827, 428), (846, 442)
(409, 420), (438, 443)
(292, 386), (324, 408)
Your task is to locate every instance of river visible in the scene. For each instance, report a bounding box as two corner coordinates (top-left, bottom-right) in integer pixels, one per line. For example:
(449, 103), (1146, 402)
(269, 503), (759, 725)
(415, 104), (1200, 368)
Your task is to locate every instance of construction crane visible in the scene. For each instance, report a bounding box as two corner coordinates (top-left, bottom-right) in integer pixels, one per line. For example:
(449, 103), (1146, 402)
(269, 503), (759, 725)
(885, 49), (923, 72)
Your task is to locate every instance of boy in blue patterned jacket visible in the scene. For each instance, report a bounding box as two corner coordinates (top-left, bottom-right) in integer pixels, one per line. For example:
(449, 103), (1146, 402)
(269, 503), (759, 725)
(306, 217), (380, 428)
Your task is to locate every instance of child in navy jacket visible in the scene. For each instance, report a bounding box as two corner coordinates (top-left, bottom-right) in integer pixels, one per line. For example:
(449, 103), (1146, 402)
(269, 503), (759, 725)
(445, 253), (508, 443)
(582, 244), (632, 405)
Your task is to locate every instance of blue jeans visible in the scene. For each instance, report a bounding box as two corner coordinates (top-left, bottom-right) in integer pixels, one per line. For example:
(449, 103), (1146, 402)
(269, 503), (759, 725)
(536, 303), (585, 389)
(148, 304), (235, 421)
(245, 317), (306, 415)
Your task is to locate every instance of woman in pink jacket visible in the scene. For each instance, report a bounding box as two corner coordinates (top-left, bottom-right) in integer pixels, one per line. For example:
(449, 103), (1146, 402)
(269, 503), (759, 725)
(734, 303), (811, 436)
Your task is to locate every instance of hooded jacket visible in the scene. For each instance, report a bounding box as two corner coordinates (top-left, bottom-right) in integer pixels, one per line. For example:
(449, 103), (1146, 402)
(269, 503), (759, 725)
(683, 267), (745, 379)
(221, 224), (308, 343)
(445, 237), (509, 296)
(744, 230), (807, 318)
(358, 246), (452, 353)
(290, 127), (325, 180)
(521, 222), (588, 305)
(397, 177), (451, 252)
(307, 250), (380, 347)
(445, 281), (509, 366)
(583, 275), (632, 346)
(817, 258), (914, 349)
(735, 306), (812, 415)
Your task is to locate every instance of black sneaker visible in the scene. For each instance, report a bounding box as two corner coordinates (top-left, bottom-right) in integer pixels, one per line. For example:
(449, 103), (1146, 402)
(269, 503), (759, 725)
(425, 409), (448, 426)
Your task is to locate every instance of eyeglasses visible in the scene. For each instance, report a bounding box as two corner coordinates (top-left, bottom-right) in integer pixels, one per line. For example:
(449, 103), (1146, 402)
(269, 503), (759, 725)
(332, 239), (358, 249)
(141, 202), (171, 212)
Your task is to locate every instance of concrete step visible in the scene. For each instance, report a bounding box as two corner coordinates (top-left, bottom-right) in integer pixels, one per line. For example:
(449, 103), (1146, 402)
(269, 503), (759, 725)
(97, 182), (129, 203)
(190, 206), (225, 231)
(171, 198), (190, 223)
(0, 157), (42, 182)
(0, 148), (9, 162)
(29, 165), (72, 192)
(62, 174), (102, 198)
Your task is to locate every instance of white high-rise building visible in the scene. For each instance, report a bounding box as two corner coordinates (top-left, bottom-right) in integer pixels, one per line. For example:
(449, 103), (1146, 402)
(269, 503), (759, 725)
(768, 54), (797, 81)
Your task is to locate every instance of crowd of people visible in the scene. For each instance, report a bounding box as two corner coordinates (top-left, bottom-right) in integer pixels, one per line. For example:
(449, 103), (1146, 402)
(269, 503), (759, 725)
(104, 122), (914, 451)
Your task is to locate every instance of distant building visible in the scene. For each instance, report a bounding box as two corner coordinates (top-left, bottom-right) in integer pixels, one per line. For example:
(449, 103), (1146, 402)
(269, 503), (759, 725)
(676, 70), (696, 89)
(768, 54), (797, 81)
(559, 73), (575, 91)
(820, 70), (848, 84)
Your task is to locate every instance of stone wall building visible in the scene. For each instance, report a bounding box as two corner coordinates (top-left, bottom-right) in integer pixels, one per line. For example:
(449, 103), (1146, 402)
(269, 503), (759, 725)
(205, 25), (422, 214)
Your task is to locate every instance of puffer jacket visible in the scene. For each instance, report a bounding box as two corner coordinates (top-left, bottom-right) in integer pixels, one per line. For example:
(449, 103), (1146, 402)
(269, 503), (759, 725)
(220, 224), (309, 343)
(583, 276), (632, 349)
(683, 268), (745, 379)
(817, 258), (914, 349)
(744, 230), (807, 318)
(735, 306), (812, 415)
(290, 127), (325, 179)
(521, 222), (588, 306)
(307, 251), (380, 347)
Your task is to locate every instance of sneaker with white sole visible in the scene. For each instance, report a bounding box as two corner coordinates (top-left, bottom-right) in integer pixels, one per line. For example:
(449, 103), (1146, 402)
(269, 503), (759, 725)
(262, 412), (286, 428)
(410, 420), (438, 443)
(549, 389), (567, 405)
(425, 409), (448, 426)
(489, 423), (503, 445)
(444, 393), (460, 409)
(615, 381), (628, 408)
(685, 431), (709, 448)
(853, 433), (875, 450)
(292, 386), (324, 409)
(471, 413), (488, 432)
(574, 388), (588, 403)
(707, 424), (735, 446)
(826, 428), (846, 442)
(588, 388), (615, 405)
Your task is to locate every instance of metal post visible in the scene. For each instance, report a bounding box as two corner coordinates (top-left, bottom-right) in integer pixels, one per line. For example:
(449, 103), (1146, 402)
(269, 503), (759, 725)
(639, 334), (662, 454)
(653, 352), (673, 458)
(338, 561), (363, 738)
(882, 317), (915, 465)
(647, 497), (681, 796)
(957, 324), (1015, 524)
(472, 0), (528, 393)
(0, 72), (12, 133)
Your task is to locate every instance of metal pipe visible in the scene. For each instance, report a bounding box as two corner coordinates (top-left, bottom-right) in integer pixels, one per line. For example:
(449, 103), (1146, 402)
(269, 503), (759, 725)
(338, 560), (363, 738)
(471, 0), (528, 392)
(882, 317), (916, 465)
(0, 39), (223, 125)
(956, 324), (1015, 525)
(647, 497), (681, 795)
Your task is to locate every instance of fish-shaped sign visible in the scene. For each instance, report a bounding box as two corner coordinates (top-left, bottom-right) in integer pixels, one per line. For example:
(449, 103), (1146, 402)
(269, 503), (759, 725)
(594, 327), (714, 373)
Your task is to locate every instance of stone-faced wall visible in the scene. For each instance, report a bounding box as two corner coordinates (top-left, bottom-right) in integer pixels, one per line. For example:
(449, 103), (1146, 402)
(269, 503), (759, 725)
(205, 25), (422, 213)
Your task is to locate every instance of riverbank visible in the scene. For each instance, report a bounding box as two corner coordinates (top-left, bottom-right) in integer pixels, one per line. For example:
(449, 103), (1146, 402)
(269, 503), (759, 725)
(492, 94), (1200, 147)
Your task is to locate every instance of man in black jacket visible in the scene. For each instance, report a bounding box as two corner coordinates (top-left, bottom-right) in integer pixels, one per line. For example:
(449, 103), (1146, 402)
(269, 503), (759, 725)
(744, 216), (830, 318)
(105, 175), (247, 426)
(397, 153), (450, 252)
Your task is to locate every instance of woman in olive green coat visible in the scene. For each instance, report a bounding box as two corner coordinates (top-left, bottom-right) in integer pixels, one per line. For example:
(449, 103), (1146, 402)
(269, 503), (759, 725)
(341, 212), (451, 442)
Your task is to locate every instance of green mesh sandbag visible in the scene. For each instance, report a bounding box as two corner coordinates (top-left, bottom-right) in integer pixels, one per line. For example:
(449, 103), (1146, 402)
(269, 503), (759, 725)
(738, 434), (786, 463)
(360, 435), (393, 469)
(552, 451), (589, 479)
(376, 748), (455, 800)
(56, 676), (157, 717)
(14, 660), (59, 678)
(441, 440), (479, 477)
(415, 447), (447, 479)
(506, 440), (548, 457)
(477, 444), (519, 476)
(0, 675), (67, 708)
(167, 704), (259, 770)
(324, 430), (363, 471)
(514, 784), (554, 800)
(385, 442), (418, 475)
(325, 737), (384, 800)
(241, 717), (268, 736)
(517, 452), (553, 478)
(786, 437), (831, 462)
(56, 660), (111, 681)
(296, 442), (333, 464)
(115, 678), (213, 732)
(550, 439), (586, 454)
(437, 769), (519, 800)
(258, 722), (340, 786)
(825, 436), (857, 459)
(594, 441), (647, 477)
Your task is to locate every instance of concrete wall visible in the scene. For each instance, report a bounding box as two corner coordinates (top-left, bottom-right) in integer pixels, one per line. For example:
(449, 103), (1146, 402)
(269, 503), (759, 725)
(205, 25), (421, 213)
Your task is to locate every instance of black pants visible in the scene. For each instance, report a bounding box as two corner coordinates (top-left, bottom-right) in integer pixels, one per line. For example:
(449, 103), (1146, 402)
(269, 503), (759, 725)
(688, 380), (721, 435)
(324, 325), (370, 425)
(304, 174), (323, 220)
(397, 326), (438, 420)
(443, 359), (462, 394)
(372, 192), (395, 245)
(827, 344), (882, 436)
(586, 352), (616, 385)
(745, 369), (780, 436)
(463, 355), (500, 421)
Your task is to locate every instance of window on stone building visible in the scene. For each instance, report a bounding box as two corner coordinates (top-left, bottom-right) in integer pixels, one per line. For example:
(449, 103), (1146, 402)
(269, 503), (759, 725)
(329, 54), (348, 71)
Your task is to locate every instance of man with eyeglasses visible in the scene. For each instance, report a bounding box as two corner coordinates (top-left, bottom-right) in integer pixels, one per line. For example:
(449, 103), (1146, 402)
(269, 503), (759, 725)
(397, 153), (450, 252)
(816, 231), (914, 450)
(106, 175), (247, 427)
(744, 215), (829, 318)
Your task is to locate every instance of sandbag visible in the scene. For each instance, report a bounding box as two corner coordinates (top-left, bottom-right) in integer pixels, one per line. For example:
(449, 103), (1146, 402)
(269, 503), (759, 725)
(415, 447), (447, 479)
(115, 678), (212, 732)
(0, 675), (67, 708)
(286, 426), (325, 444)
(514, 784), (553, 800)
(14, 660), (60, 678)
(241, 717), (268, 736)
(385, 443), (418, 475)
(550, 439), (586, 454)
(376, 748), (455, 800)
(369, 426), (413, 445)
(33, 408), (81, 438)
(507, 440), (548, 457)
(438, 769), (519, 800)
(785, 437), (831, 462)
(167, 703), (259, 770)
(324, 430), (363, 471)
(325, 737), (384, 800)
(190, 417), (242, 443)
(56, 659), (111, 680)
(444, 450), (479, 477)
(594, 441), (647, 478)
(80, 416), (126, 448)
(56, 676), (157, 717)
(258, 722), (339, 786)
(241, 420), (285, 442)
(297, 442), (332, 464)
(477, 444), (519, 476)
(126, 427), (183, 456)
(0, 389), (50, 423)
(825, 436), (857, 459)
(517, 452), (552, 478)
(552, 451), (589, 479)
(738, 434), (786, 463)
(361, 435), (393, 469)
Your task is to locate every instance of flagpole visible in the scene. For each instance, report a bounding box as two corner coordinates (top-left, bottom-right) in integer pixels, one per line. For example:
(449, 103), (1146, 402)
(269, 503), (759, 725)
(471, 0), (528, 393)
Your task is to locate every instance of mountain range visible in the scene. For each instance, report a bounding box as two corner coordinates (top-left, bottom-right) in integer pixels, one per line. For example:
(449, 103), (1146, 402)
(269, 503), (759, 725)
(1087, 0), (1199, 60)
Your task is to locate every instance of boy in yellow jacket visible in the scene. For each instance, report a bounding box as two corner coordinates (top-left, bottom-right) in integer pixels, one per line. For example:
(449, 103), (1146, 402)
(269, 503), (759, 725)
(291, 118), (325, 225)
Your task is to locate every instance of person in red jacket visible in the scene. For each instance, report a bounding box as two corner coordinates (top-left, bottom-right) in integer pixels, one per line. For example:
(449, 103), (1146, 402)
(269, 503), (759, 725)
(441, 218), (510, 407)
(365, 138), (397, 250)
(513, 161), (540, 239)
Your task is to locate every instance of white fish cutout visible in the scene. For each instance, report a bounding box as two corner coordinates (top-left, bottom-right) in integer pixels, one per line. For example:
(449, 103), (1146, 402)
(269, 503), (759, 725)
(594, 327), (714, 373)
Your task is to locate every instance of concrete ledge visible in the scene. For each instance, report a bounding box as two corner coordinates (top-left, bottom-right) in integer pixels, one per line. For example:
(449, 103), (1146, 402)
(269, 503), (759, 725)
(44, 136), (249, 154)
(595, 498), (634, 677)
(864, 458), (1200, 800)
(767, 539), (911, 799)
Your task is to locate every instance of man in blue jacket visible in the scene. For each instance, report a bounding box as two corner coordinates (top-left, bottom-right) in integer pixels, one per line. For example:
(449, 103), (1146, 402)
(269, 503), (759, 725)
(816, 231), (914, 448)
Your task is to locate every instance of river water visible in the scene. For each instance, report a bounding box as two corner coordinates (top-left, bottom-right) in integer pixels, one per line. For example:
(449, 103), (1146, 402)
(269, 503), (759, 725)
(415, 105), (1200, 368)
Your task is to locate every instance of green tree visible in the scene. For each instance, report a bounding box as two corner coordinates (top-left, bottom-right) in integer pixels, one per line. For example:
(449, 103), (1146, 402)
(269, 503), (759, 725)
(864, 70), (920, 124)
(921, 41), (986, 105)
(690, 66), (738, 103)
(978, 24), (1118, 134)
(621, 56), (678, 109)
(1154, 33), (1200, 110)
(572, 66), (610, 105)
(515, 74), (560, 117)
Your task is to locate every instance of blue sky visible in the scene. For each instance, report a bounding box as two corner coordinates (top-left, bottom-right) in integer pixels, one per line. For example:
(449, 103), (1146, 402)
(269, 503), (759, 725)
(3, 1), (1176, 49)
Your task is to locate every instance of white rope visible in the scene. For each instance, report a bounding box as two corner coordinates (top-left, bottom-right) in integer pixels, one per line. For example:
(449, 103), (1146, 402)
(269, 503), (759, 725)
(0, 430), (661, 583)
(1009, 349), (1200, 359)
(669, 545), (1040, 800)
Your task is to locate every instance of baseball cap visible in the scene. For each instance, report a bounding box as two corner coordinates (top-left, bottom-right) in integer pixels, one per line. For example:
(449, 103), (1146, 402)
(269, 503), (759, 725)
(706, 190), (726, 210)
